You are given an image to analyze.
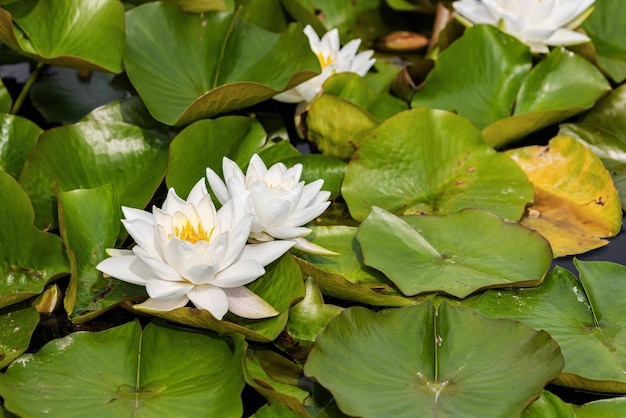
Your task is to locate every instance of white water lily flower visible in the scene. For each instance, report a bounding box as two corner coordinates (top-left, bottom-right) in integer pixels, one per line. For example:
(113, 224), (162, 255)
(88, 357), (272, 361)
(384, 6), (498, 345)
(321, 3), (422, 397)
(452, 0), (595, 53)
(274, 25), (375, 104)
(96, 178), (294, 320)
(206, 154), (335, 255)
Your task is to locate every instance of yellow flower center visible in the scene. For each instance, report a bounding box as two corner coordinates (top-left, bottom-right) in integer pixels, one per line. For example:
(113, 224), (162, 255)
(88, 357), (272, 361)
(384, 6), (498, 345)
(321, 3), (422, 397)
(174, 220), (213, 244)
(316, 52), (334, 69)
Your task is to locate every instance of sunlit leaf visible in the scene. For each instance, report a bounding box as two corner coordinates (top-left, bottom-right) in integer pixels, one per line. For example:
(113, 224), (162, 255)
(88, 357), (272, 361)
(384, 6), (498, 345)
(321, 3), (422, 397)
(357, 208), (551, 298)
(0, 0), (124, 72)
(166, 116), (269, 199)
(0, 171), (68, 309)
(343, 108), (533, 222)
(0, 320), (247, 417)
(507, 136), (622, 257)
(58, 184), (145, 323)
(279, 153), (346, 200)
(306, 94), (379, 160)
(523, 390), (626, 417)
(292, 226), (416, 307)
(305, 303), (564, 417)
(476, 261), (626, 393)
(0, 113), (42, 179)
(124, 2), (319, 125)
(18, 121), (168, 232)
(583, 0), (626, 83)
(0, 303), (39, 369)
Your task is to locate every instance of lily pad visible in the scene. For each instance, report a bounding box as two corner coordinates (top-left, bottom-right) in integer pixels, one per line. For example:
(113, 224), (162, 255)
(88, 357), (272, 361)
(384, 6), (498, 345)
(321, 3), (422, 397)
(306, 94), (380, 160)
(0, 170), (69, 309)
(523, 390), (626, 417)
(0, 319), (247, 417)
(342, 108), (534, 222)
(357, 207), (552, 298)
(292, 226), (416, 307)
(0, 77), (11, 112)
(0, 303), (39, 369)
(58, 184), (145, 323)
(475, 261), (626, 393)
(582, 0), (626, 83)
(18, 121), (168, 232)
(166, 116), (269, 198)
(124, 2), (319, 125)
(304, 303), (564, 417)
(507, 136), (622, 257)
(0, 113), (42, 179)
(134, 254), (304, 342)
(0, 0), (124, 73)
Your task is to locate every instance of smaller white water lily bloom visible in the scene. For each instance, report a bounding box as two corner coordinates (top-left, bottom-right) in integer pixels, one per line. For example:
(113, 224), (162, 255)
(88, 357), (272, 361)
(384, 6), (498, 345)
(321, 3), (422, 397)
(274, 25), (376, 104)
(96, 178), (295, 320)
(452, 0), (595, 53)
(206, 154), (337, 256)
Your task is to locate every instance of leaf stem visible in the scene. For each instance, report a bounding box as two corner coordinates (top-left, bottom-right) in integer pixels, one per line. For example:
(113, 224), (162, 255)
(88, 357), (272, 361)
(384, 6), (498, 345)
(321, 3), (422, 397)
(10, 61), (45, 115)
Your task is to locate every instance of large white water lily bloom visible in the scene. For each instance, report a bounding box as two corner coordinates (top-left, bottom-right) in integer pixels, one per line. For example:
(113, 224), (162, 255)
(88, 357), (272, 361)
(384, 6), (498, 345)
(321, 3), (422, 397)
(452, 0), (595, 54)
(274, 25), (375, 104)
(96, 178), (295, 320)
(206, 154), (335, 255)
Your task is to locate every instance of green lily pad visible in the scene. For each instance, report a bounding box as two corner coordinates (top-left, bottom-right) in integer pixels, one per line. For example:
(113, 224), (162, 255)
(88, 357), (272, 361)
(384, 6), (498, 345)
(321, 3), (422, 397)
(279, 154), (347, 200)
(135, 254), (304, 342)
(58, 184), (145, 323)
(286, 277), (343, 347)
(29, 66), (127, 124)
(304, 303), (564, 417)
(412, 25), (531, 130)
(0, 303), (39, 369)
(475, 261), (626, 393)
(124, 2), (319, 125)
(0, 77), (11, 112)
(252, 402), (304, 418)
(306, 94), (380, 160)
(292, 226), (416, 307)
(244, 347), (309, 415)
(82, 96), (179, 144)
(0, 319), (246, 417)
(583, 0), (626, 83)
(166, 116), (269, 198)
(357, 208), (551, 298)
(0, 170), (69, 309)
(18, 121), (168, 231)
(0, 0), (124, 73)
(523, 390), (626, 417)
(0, 113), (42, 179)
(342, 108), (534, 222)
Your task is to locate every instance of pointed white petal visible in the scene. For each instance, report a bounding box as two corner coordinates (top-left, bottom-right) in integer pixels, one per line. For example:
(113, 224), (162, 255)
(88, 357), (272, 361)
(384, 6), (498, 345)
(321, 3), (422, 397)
(122, 206), (154, 224)
(96, 256), (149, 286)
(265, 225), (311, 240)
(223, 287), (279, 319)
(241, 240), (295, 266)
(105, 248), (133, 257)
(145, 279), (192, 299)
(187, 284), (229, 320)
(206, 166), (231, 205)
(186, 178), (209, 206)
(291, 237), (339, 256)
(183, 262), (219, 285)
(211, 260), (265, 288)
(163, 238), (200, 274)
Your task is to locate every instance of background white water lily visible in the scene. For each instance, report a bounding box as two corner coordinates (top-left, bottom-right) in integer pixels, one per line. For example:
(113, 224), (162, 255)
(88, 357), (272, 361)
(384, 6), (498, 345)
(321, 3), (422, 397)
(273, 24), (375, 104)
(206, 154), (334, 254)
(452, 0), (595, 53)
(96, 178), (294, 320)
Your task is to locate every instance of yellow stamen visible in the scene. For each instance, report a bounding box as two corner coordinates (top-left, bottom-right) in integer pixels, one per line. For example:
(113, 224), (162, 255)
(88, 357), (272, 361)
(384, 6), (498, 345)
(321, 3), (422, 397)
(316, 52), (334, 69)
(174, 220), (212, 244)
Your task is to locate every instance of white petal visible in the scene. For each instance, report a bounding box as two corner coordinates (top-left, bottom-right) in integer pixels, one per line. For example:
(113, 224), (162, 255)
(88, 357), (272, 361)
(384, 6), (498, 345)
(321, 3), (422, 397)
(132, 247), (181, 281)
(265, 225), (311, 240)
(121, 218), (160, 258)
(223, 286), (279, 319)
(291, 237), (339, 256)
(145, 279), (192, 299)
(206, 166), (231, 205)
(211, 260), (265, 288)
(96, 256), (149, 286)
(273, 88), (306, 103)
(161, 187), (187, 214)
(105, 248), (133, 257)
(186, 178), (209, 206)
(163, 238), (201, 274)
(122, 206), (154, 224)
(545, 28), (590, 46)
(223, 157), (247, 192)
(285, 201), (330, 227)
(134, 296), (189, 312)
(187, 285), (229, 320)
(241, 240), (295, 266)
(183, 262), (219, 285)
(453, 0), (497, 25)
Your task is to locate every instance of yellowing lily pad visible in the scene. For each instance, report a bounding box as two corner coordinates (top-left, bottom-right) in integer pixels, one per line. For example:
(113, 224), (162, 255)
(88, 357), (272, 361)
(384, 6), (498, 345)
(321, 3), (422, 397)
(507, 136), (622, 257)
